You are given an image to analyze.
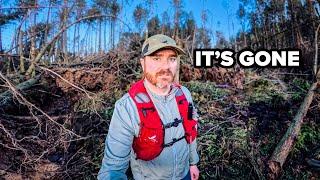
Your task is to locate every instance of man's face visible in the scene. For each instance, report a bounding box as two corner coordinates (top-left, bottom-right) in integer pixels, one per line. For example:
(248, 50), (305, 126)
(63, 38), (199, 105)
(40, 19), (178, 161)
(141, 48), (178, 89)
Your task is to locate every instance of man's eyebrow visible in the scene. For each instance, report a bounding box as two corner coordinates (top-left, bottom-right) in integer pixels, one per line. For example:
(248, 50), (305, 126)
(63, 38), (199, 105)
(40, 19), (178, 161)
(168, 54), (177, 57)
(151, 53), (177, 57)
(152, 53), (164, 56)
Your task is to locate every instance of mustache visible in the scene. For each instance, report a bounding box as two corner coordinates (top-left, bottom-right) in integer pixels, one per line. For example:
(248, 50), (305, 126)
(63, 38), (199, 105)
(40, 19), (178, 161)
(155, 69), (173, 77)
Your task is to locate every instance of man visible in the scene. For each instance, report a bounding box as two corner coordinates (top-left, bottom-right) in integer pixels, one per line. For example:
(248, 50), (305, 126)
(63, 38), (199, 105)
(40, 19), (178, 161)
(98, 34), (200, 180)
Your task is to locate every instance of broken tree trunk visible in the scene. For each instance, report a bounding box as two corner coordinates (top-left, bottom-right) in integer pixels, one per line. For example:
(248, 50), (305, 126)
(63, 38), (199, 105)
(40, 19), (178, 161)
(268, 82), (318, 178)
(268, 23), (320, 179)
(0, 74), (40, 108)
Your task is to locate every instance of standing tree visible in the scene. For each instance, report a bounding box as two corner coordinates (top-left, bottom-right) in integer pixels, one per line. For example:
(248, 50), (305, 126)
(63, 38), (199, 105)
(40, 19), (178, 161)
(147, 16), (160, 37)
(172, 0), (182, 40)
(108, 0), (120, 49)
(133, 4), (148, 35)
(161, 11), (171, 35)
(58, 0), (70, 63)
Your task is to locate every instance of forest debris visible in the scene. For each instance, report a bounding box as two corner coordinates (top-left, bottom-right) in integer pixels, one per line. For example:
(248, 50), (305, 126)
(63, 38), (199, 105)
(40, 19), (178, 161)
(244, 148), (266, 180)
(180, 64), (245, 89)
(2, 172), (23, 180)
(268, 82), (318, 179)
(50, 67), (116, 93)
(205, 67), (245, 89)
(0, 161), (60, 180)
(0, 114), (70, 120)
(32, 161), (60, 179)
(0, 72), (80, 138)
(307, 158), (320, 168)
(0, 74), (40, 108)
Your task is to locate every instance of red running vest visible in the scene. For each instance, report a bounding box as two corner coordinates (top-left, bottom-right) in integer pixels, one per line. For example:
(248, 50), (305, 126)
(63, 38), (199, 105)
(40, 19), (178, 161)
(128, 80), (198, 161)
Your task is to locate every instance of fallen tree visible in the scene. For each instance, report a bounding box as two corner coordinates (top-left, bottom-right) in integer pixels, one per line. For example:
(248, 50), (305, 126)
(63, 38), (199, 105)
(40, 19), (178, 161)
(267, 24), (320, 179)
(0, 73), (40, 108)
(267, 81), (318, 178)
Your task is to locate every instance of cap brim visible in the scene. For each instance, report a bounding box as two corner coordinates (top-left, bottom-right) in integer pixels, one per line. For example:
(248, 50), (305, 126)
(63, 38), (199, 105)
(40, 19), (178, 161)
(143, 44), (186, 56)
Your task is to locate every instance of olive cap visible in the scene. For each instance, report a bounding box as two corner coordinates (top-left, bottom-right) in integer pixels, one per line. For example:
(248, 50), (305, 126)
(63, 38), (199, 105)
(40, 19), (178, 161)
(141, 34), (185, 56)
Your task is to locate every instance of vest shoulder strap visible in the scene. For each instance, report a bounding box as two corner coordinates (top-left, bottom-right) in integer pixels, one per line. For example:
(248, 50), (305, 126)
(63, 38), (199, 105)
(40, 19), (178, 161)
(128, 80), (162, 128)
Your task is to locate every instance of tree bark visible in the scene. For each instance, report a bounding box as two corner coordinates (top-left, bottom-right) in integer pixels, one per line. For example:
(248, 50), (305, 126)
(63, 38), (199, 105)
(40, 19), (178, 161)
(18, 30), (25, 73)
(268, 82), (318, 179)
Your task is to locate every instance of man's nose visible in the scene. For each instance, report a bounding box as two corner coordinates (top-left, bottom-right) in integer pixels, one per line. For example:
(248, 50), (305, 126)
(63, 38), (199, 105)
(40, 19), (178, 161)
(161, 59), (170, 67)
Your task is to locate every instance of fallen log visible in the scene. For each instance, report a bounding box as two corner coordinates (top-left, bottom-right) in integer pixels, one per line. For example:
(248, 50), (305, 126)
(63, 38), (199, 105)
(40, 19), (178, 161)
(267, 81), (318, 179)
(0, 74), (40, 108)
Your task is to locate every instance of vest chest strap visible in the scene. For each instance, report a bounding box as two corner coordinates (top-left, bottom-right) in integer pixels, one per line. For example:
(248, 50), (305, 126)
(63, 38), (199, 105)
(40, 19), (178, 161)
(163, 118), (183, 129)
(163, 135), (185, 148)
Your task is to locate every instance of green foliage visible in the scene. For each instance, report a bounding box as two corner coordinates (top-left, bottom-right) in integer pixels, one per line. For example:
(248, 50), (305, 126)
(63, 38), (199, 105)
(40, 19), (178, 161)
(292, 78), (311, 90)
(290, 78), (311, 102)
(103, 106), (114, 120)
(259, 135), (276, 156)
(201, 134), (224, 158)
(229, 127), (248, 148)
(183, 81), (229, 102)
(246, 78), (288, 105)
(73, 92), (108, 114)
(295, 124), (320, 151)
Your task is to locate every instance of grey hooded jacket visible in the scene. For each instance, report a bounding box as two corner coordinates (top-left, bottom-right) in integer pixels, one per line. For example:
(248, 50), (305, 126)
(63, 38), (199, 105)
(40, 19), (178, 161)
(98, 79), (200, 180)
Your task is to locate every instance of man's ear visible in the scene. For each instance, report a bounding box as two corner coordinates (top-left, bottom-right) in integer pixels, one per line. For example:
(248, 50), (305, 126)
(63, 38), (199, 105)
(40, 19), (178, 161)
(140, 57), (145, 71)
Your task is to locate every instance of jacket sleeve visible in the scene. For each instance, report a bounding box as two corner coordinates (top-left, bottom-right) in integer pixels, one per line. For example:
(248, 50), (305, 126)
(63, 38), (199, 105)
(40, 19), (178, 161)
(181, 86), (200, 166)
(98, 99), (135, 180)
(189, 98), (200, 165)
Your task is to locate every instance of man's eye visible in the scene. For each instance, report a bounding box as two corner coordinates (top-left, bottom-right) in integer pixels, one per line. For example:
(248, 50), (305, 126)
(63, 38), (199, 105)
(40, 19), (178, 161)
(169, 57), (177, 62)
(153, 57), (161, 61)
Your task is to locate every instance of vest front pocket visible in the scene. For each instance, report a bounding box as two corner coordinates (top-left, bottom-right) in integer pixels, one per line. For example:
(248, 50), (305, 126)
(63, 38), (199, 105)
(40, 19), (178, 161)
(133, 124), (164, 161)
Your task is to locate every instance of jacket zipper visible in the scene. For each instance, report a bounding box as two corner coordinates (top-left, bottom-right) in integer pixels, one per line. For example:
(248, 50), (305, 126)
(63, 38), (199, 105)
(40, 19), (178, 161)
(166, 99), (177, 180)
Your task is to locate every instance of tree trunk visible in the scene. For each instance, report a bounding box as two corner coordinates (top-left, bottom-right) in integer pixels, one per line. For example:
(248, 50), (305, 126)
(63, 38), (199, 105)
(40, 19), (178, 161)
(63, 0), (68, 64)
(0, 26), (2, 53)
(191, 25), (197, 59)
(29, 1), (37, 77)
(288, 0), (296, 47)
(104, 19), (106, 52)
(44, 0), (52, 49)
(268, 82), (318, 179)
(307, 0), (316, 31)
(73, 23), (77, 56)
(0, 2), (3, 53)
(268, 23), (320, 179)
(99, 19), (102, 53)
(18, 30), (25, 73)
(0, 74), (40, 108)
(78, 22), (80, 53)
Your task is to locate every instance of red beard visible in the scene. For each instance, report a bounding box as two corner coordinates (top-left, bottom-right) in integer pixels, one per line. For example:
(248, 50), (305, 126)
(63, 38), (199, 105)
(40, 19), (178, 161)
(144, 69), (174, 87)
